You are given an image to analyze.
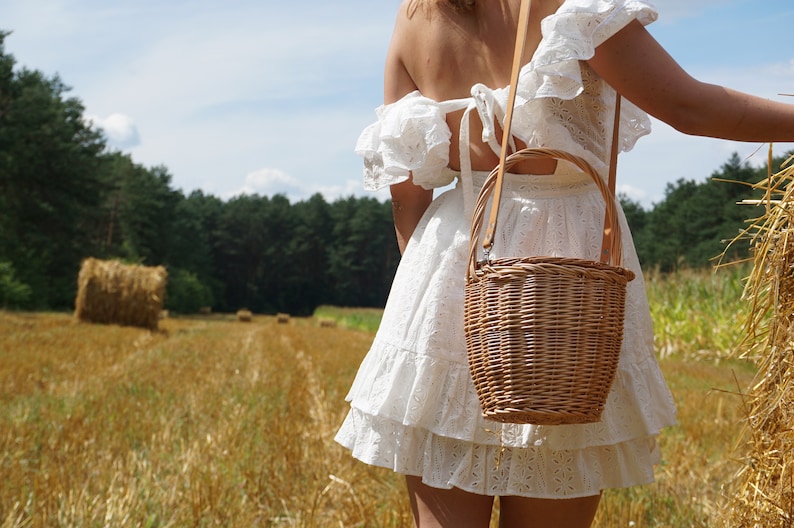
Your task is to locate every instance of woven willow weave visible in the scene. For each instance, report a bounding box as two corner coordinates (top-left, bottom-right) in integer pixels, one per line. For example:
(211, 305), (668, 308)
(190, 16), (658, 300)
(464, 148), (635, 425)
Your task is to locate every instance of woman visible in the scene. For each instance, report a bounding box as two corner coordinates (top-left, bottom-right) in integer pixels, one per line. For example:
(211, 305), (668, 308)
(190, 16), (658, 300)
(335, 0), (794, 526)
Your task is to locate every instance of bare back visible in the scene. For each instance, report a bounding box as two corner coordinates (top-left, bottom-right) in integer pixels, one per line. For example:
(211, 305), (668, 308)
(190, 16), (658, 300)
(386, 0), (564, 174)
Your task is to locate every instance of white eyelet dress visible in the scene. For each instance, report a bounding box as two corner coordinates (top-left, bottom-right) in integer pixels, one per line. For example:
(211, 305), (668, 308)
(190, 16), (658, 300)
(334, 0), (677, 499)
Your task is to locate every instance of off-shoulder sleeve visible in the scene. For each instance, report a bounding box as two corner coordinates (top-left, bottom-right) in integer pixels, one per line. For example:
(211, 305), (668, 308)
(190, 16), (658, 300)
(355, 91), (456, 192)
(526, 0), (658, 99)
(514, 0), (659, 155)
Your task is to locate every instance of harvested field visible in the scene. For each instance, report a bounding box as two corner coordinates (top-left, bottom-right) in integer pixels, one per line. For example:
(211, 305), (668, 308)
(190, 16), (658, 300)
(0, 270), (760, 526)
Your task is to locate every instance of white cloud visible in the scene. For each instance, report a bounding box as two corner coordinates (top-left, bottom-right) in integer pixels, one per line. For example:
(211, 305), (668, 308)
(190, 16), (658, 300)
(699, 60), (794, 101)
(63, 3), (390, 123)
(26, 1), (392, 202)
(315, 179), (385, 203)
(616, 183), (648, 204)
(226, 168), (375, 204)
(655, 0), (738, 23)
(6, 0), (794, 212)
(86, 113), (141, 148)
(227, 168), (301, 199)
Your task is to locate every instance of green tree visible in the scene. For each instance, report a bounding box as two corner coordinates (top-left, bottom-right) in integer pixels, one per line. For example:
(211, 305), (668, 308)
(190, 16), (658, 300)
(619, 194), (650, 266)
(282, 193), (333, 315)
(101, 154), (180, 264)
(636, 153), (769, 270)
(0, 31), (107, 308)
(0, 261), (31, 308)
(328, 196), (399, 307)
(167, 190), (225, 308)
(165, 268), (214, 314)
(213, 194), (274, 312)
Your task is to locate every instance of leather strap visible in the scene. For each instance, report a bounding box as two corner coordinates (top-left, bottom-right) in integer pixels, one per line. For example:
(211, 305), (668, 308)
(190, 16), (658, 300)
(481, 0), (622, 266)
(601, 94), (622, 264)
(482, 0), (531, 250)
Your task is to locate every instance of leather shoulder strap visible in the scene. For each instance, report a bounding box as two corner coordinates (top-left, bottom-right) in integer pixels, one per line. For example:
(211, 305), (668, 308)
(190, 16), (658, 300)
(482, 0), (532, 251)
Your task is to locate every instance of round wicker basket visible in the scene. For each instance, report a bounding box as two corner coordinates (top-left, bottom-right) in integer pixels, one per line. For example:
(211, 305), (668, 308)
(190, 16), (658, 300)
(464, 148), (635, 425)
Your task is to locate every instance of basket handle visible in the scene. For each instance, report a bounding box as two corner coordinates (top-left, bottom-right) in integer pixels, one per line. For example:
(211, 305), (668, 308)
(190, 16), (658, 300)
(466, 148), (625, 281)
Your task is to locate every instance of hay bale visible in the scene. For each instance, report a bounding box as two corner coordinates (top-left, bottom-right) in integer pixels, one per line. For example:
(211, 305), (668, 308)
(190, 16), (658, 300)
(199, 306), (212, 315)
(237, 309), (253, 322)
(319, 318), (337, 328)
(159, 309), (169, 320)
(74, 258), (167, 331)
(718, 151), (794, 527)
(276, 313), (290, 324)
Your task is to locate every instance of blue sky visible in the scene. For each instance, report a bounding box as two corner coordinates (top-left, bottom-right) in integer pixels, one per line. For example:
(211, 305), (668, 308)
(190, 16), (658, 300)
(3, 0), (794, 208)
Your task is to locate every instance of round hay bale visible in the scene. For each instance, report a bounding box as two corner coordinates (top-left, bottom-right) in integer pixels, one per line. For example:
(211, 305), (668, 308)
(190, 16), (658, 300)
(199, 306), (212, 315)
(237, 309), (253, 322)
(276, 313), (290, 324)
(719, 155), (794, 527)
(319, 318), (337, 328)
(74, 258), (167, 330)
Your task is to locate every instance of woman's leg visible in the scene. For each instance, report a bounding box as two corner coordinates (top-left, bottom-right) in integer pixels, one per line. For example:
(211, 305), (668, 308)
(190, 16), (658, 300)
(405, 475), (495, 528)
(498, 494), (601, 528)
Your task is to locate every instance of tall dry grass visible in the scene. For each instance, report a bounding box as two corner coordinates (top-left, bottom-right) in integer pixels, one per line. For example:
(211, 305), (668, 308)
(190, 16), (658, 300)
(0, 268), (757, 527)
(0, 312), (410, 527)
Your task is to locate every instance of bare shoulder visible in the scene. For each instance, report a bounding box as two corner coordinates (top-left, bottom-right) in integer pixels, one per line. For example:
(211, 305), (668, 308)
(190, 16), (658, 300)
(391, 0), (434, 44)
(385, 0), (564, 101)
(384, 1), (427, 103)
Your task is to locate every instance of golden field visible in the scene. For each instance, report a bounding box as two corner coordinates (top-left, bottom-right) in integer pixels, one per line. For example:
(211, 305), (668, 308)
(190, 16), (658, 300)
(0, 268), (759, 527)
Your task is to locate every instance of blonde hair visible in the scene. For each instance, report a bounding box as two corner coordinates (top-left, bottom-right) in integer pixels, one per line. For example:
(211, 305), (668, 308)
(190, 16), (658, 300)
(408, 0), (476, 15)
(448, 0), (476, 9)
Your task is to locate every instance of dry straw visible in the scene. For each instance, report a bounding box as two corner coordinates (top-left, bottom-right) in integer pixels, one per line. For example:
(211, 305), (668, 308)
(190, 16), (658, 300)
(74, 258), (167, 331)
(718, 149), (794, 526)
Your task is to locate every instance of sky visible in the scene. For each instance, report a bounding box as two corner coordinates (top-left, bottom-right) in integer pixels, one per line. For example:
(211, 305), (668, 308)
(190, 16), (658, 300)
(2, 0), (794, 209)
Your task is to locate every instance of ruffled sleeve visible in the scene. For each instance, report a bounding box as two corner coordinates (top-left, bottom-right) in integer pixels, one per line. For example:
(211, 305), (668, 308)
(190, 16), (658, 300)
(513, 0), (659, 160)
(527, 0), (658, 99)
(355, 91), (459, 192)
(356, 0), (660, 191)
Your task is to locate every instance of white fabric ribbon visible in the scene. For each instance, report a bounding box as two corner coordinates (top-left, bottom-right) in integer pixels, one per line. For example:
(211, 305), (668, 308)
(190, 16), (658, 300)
(447, 84), (516, 221)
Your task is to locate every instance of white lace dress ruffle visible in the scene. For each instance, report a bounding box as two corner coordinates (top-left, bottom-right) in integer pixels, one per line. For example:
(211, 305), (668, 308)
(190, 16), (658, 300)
(336, 0), (676, 499)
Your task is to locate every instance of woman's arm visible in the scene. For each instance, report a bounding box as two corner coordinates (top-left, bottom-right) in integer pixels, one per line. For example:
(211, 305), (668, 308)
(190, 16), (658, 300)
(385, 4), (434, 255)
(391, 179), (434, 254)
(588, 20), (794, 142)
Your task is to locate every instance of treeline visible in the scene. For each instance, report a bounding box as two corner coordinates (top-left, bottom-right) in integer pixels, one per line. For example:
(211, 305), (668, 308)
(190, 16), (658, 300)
(0, 32), (399, 315)
(623, 151), (776, 271)
(0, 31), (779, 314)
(1, 142), (400, 315)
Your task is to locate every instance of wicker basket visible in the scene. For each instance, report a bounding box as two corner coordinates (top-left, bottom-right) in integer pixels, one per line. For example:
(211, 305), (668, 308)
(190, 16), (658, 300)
(464, 148), (635, 425)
